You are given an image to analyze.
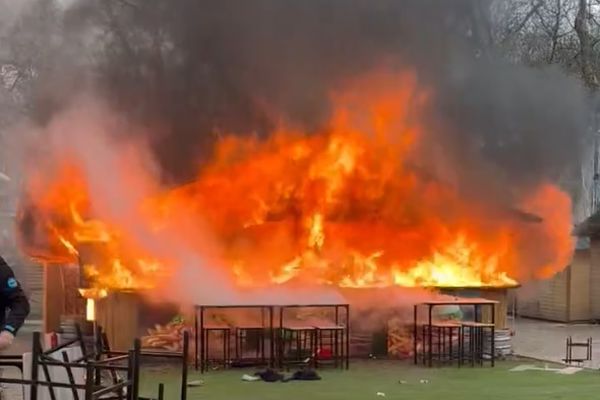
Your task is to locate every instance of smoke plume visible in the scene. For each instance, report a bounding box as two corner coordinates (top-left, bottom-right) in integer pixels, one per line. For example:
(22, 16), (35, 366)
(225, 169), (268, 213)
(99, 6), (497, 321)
(40, 0), (587, 193)
(9, 0), (590, 309)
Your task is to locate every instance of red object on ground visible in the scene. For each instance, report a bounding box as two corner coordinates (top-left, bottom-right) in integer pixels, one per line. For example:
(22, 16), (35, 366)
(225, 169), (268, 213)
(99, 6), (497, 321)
(318, 348), (332, 359)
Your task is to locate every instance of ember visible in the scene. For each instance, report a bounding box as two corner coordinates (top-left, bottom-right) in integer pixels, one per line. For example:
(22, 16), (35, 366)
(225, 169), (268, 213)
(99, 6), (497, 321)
(16, 70), (574, 296)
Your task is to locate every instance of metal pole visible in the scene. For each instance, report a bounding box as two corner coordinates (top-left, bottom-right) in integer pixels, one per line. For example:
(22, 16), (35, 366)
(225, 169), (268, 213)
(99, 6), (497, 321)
(345, 305), (350, 370)
(491, 304), (496, 367)
(158, 383), (164, 400)
(428, 306), (433, 368)
(200, 307), (205, 373)
(30, 332), (41, 400)
(413, 304), (418, 365)
(40, 359), (57, 400)
(61, 351), (81, 400)
(84, 363), (94, 400)
(269, 306), (274, 368)
(126, 350), (134, 400)
(181, 331), (189, 400)
(131, 339), (141, 400)
(279, 307), (284, 369)
(194, 308), (199, 371)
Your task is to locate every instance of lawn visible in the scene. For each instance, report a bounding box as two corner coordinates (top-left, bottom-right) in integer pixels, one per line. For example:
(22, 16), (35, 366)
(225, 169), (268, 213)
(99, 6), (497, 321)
(140, 360), (600, 400)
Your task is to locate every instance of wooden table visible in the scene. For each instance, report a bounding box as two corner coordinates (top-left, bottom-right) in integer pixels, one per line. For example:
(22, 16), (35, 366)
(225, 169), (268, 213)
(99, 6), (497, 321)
(413, 298), (498, 367)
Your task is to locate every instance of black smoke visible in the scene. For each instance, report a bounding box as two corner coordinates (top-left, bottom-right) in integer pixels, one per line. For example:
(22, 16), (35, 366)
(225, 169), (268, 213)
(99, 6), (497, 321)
(35, 0), (588, 199)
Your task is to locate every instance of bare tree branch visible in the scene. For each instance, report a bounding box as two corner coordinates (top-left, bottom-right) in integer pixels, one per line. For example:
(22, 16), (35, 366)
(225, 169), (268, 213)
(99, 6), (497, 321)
(574, 0), (599, 88)
(548, 0), (563, 63)
(501, 0), (545, 44)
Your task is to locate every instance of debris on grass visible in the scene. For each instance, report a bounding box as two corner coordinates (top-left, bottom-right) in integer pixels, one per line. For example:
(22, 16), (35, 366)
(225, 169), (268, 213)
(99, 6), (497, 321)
(241, 374), (261, 382)
(556, 367), (583, 375)
(398, 380), (407, 385)
(187, 380), (204, 387)
(510, 364), (539, 372)
(509, 364), (582, 374)
(376, 392), (386, 396)
(419, 379), (429, 384)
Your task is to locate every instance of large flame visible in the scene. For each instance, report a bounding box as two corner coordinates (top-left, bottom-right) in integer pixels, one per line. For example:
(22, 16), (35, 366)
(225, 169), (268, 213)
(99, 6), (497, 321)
(17, 70), (574, 294)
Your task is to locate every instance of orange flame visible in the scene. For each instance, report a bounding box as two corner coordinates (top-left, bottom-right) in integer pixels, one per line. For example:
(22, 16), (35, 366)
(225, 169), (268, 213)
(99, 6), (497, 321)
(17, 70), (574, 294)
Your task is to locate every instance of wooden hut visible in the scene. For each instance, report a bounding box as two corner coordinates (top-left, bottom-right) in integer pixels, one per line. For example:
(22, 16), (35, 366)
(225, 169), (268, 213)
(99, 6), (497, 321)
(518, 210), (600, 322)
(517, 243), (591, 322)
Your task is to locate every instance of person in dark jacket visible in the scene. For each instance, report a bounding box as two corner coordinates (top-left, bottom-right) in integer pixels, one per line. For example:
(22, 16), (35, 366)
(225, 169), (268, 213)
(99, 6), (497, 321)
(0, 257), (30, 350)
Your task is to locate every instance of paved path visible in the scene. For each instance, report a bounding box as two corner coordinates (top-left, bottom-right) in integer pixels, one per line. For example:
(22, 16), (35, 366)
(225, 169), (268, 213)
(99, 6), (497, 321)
(512, 317), (600, 368)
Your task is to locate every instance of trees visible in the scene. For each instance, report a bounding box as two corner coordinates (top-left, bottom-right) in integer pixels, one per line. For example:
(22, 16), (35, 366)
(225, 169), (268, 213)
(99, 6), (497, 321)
(492, 0), (600, 221)
(492, 0), (600, 87)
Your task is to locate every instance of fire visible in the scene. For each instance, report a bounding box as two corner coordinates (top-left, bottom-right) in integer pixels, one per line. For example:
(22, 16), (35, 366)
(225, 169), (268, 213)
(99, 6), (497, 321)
(17, 70), (574, 294)
(20, 164), (167, 291)
(392, 236), (514, 288)
(86, 298), (95, 322)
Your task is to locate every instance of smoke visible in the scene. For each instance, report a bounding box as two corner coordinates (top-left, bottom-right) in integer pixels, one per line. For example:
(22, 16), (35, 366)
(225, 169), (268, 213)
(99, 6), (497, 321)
(36, 0), (586, 193)
(9, 0), (591, 309)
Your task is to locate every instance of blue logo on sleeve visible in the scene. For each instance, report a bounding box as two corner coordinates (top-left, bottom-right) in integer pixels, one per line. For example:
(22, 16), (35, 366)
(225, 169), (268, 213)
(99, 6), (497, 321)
(7, 278), (17, 289)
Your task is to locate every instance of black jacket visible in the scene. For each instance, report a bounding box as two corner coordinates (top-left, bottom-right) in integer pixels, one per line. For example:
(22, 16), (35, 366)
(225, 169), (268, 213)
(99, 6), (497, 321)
(0, 257), (30, 335)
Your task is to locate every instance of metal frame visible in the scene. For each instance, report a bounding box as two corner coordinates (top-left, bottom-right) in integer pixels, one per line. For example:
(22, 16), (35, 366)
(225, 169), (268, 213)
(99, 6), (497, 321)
(278, 304), (350, 370)
(564, 336), (592, 365)
(413, 300), (497, 367)
(0, 326), (178, 400)
(96, 326), (189, 400)
(0, 332), (139, 400)
(194, 303), (350, 372)
(194, 305), (275, 373)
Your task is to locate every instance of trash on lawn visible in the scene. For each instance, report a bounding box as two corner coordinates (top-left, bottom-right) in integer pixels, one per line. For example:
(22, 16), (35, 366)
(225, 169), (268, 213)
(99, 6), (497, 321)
(255, 369), (285, 382)
(419, 379), (429, 384)
(187, 380), (204, 387)
(282, 369), (322, 382)
(509, 364), (582, 375)
(242, 374), (261, 382)
(556, 367), (583, 375)
(399, 380), (407, 385)
(376, 392), (386, 396)
(248, 368), (323, 383)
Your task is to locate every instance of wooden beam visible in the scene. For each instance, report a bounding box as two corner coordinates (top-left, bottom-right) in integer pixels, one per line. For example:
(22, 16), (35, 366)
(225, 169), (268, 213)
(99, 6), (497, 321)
(481, 288), (508, 329)
(43, 264), (64, 333)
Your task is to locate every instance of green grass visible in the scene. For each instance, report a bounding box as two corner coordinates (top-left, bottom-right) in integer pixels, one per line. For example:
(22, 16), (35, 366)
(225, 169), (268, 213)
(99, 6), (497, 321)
(140, 360), (600, 400)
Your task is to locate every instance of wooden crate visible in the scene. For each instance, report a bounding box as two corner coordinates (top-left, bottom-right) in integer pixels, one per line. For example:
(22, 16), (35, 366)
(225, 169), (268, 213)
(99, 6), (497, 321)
(96, 291), (140, 351)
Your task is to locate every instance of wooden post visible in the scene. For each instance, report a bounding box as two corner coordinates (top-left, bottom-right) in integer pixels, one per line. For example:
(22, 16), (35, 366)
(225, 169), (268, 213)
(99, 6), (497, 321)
(481, 288), (508, 329)
(43, 263), (64, 333)
(96, 291), (139, 351)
